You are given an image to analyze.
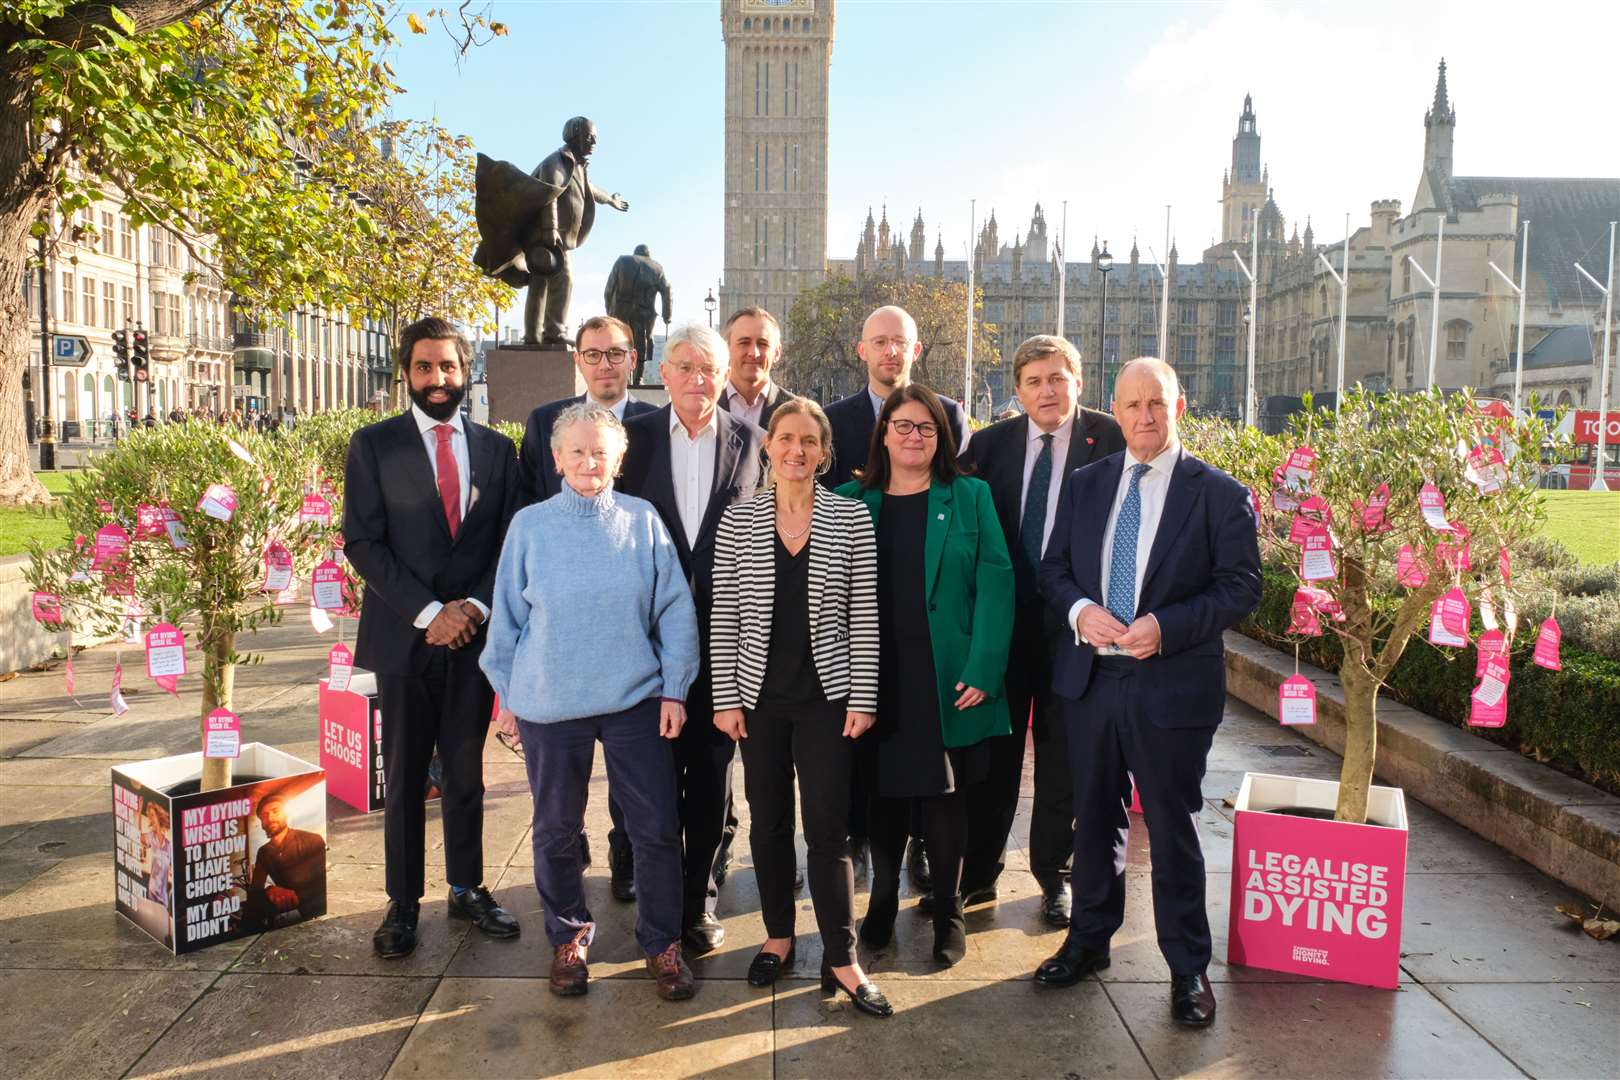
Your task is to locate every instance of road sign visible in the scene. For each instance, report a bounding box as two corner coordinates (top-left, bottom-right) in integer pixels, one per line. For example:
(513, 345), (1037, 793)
(51, 335), (92, 366)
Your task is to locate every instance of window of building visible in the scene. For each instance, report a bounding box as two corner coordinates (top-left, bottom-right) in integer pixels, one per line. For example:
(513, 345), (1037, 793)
(82, 277), (97, 328)
(1402, 259), (1411, 294)
(783, 62), (788, 113)
(802, 17), (810, 30)
(763, 218), (769, 263)
(1104, 335), (1120, 362)
(1105, 303), (1120, 324)
(792, 217), (798, 265)
(1218, 300), (1238, 326)
(1179, 334), (1197, 365)
(782, 144), (788, 195)
(61, 271), (75, 324)
(1140, 334), (1157, 358)
(118, 216), (133, 260)
(754, 61), (760, 115)
(1216, 335), (1236, 367)
(794, 62), (800, 115)
(100, 211), (114, 255)
(753, 219), (760, 265)
(1319, 285), (1329, 312)
(103, 281), (116, 329)
(151, 291), (165, 334)
(753, 142), (758, 192)
(792, 144), (799, 191)
(1446, 320), (1469, 364)
(121, 285), (134, 325)
(764, 62), (770, 116)
(1180, 301), (1198, 325)
(743, 16), (750, 29)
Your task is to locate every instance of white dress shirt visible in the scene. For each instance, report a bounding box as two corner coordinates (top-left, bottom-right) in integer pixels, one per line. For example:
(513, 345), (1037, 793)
(1069, 440), (1182, 649)
(592, 393), (629, 421)
(724, 380), (771, 428)
(409, 404), (488, 628)
(1020, 414), (1075, 559)
(669, 408), (719, 548)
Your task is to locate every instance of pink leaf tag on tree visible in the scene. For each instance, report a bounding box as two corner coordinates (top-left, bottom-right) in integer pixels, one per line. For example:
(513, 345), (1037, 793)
(1397, 545), (1428, 588)
(1498, 546), (1511, 586)
(110, 661), (129, 717)
(1532, 618), (1561, 671)
(1469, 655), (1511, 728)
(144, 622), (187, 681)
(1288, 592), (1322, 636)
(92, 523), (130, 569)
(134, 503), (161, 540)
(328, 642), (354, 692)
(1428, 590), (1470, 648)
(31, 591), (63, 627)
(311, 560), (344, 610)
(1361, 483), (1392, 532)
(203, 708), (241, 758)
(1279, 674), (1317, 726)
(1418, 482), (1451, 530)
(1475, 629), (1508, 678)
(262, 542), (293, 593)
(1282, 446), (1317, 488)
(197, 483), (237, 521)
(299, 493), (332, 526)
(1300, 527), (1336, 581)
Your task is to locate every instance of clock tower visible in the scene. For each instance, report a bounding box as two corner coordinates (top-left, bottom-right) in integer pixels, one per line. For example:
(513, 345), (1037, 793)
(719, 0), (834, 331)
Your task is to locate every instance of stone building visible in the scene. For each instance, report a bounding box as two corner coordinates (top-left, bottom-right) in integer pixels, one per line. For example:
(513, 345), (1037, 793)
(718, 0), (835, 326)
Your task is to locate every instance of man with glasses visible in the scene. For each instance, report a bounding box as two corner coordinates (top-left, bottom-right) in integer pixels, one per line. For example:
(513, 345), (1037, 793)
(822, 305), (971, 890)
(515, 314), (659, 902)
(620, 322), (764, 955)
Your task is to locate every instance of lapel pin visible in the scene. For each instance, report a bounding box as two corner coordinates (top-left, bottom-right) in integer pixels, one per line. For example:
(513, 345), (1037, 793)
(937, 513), (945, 520)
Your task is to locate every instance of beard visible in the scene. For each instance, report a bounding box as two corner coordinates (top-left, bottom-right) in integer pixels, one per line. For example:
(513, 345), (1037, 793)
(409, 382), (465, 421)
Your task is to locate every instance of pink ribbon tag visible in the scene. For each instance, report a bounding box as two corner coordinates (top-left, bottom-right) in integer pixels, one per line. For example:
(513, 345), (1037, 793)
(134, 503), (161, 540)
(328, 642), (354, 692)
(31, 591), (63, 627)
(1498, 546), (1511, 586)
(197, 483), (237, 521)
(1296, 585), (1344, 620)
(1465, 445), (1508, 493)
(1287, 514), (1313, 544)
(1361, 483), (1392, 532)
(144, 622), (187, 681)
(1419, 482), (1451, 531)
(1397, 545), (1429, 588)
(1469, 655), (1511, 727)
(299, 493), (332, 527)
(1289, 591), (1323, 636)
(96, 498), (114, 515)
(262, 542), (293, 593)
(203, 708), (241, 758)
(159, 505), (186, 550)
(64, 655), (74, 696)
(102, 559), (135, 597)
(1279, 674), (1317, 726)
(1283, 446), (1317, 488)
(1299, 527), (1336, 581)
(1475, 628), (1508, 678)
(1437, 520), (1472, 572)
(92, 523), (130, 570)
(1298, 495), (1333, 524)
(110, 661), (129, 717)
(311, 560), (344, 610)
(1429, 590), (1470, 648)
(1532, 617), (1562, 671)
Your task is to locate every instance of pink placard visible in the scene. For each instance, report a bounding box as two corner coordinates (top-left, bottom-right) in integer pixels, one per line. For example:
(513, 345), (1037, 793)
(134, 503), (161, 540)
(1474, 629), (1508, 678)
(328, 642), (354, 693)
(1418, 483), (1451, 531)
(1298, 495), (1332, 524)
(1532, 617), (1562, 671)
(1436, 521), (1471, 573)
(31, 591), (63, 627)
(320, 677), (380, 813)
(92, 523), (130, 570)
(1465, 445), (1507, 493)
(1469, 655), (1511, 728)
(1283, 446), (1317, 488)
(144, 622), (187, 679)
(1300, 528), (1336, 581)
(1228, 808), (1407, 989)
(1396, 545), (1428, 588)
(1438, 587), (1471, 637)
(1278, 675), (1317, 725)
(311, 560), (344, 610)
(203, 708), (241, 759)
(158, 505), (186, 549)
(262, 542), (293, 593)
(1428, 594), (1469, 648)
(197, 483), (237, 521)
(1361, 483), (1392, 533)
(299, 493), (332, 526)
(1288, 514), (1313, 544)
(1289, 592), (1322, 636)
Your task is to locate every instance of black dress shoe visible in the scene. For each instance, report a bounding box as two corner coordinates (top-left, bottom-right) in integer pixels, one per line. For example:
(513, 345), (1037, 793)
(682, 912), (725, 954)
(963, 883), (999, 906)
(609, 846), (636, 903)
(821, 961), (894, 1018)
(1171, 972), (1217, 1027)
(746, 940), (795, 987)
(1039, 884), (1072, 928)
(447, 886), (521, 938)
(578, 831), (592, 870)
(1033, 940), (1111, 987)
(713, 841), (734, 886)
(906, 836), (931, 890)
(373, 900), (420, 959)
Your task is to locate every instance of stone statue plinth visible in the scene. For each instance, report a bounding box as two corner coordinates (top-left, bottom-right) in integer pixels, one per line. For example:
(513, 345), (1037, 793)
(485, 345), (583, 425)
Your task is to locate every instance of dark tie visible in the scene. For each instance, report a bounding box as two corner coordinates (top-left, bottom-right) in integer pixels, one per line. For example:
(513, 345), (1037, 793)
(1106, 463), (1152, 624)
(1021, 433), (1054, 567)
(434, 424), (461, 539)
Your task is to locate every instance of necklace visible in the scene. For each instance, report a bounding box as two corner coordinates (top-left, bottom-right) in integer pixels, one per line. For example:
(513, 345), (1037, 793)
(777, 516), (811, 540)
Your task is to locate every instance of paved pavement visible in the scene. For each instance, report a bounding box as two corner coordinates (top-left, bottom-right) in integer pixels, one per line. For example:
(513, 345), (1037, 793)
(1, 619), (1616, 1079)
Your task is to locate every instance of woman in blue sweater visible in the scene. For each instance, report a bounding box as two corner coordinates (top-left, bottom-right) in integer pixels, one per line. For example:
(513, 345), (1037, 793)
(481, 401), (701, 1003)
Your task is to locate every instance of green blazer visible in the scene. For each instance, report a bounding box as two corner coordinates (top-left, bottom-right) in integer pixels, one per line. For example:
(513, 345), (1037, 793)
(837, 475), (1015, 748)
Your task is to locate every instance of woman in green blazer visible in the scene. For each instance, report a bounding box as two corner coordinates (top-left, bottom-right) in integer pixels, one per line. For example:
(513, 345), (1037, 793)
(836, 383), (1014, 966)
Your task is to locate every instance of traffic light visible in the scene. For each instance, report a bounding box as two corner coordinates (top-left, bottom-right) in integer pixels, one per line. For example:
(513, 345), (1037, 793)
(112, 329), (130, 381)
(131, 328), (149, 382)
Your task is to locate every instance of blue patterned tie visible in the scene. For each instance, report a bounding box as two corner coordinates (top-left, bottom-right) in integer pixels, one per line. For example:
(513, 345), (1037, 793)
(1020, 433), (1054, 568)
(1106, 464), (1152, 624)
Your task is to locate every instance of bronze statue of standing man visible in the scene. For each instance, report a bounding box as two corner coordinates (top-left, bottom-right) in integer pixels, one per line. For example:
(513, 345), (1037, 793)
(473, 117), (629, 346)
(605, 245), (672, 385)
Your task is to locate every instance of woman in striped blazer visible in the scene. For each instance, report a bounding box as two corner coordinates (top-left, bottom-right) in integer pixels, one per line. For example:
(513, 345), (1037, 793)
(710, 397), (892, 1018)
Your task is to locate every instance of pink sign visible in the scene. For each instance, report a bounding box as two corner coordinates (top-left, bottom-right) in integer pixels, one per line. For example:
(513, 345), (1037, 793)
(144, 622), (187, 679)
(311, 560), (344, 610)
(134, 503), (161, 540)
(110, 661), (129, 717)
(1361, 484), (1392, 533)
(299, 493), (332, 526)
(1288, 514), (1313, 544)
(1283, 446), (1317, 488)
(1469, 655), (1511, 728)
(328, 642), (354, 693)
(1428, 592), (1469, 648)
(203, 708), (241, 758)
(197, 483), (237, 521)
(1532, 617), (1562, 671)
(1474, 629), (1508, 678)
(262, 542), (293, 593)
(1298, 495), (1332, 523)
(1396, 545), (1428, 589)
(1289, 593), (1322, 636)
(1300, 528), (1336, 581)
(1465, 445), (1507, 493)
(320, 678), (382, 813)
(1278, 675), (1317, 726)
(1436, 521), (1471, 573)
(1228, 808), (1407, 989)
(1418, 483), (1451, 531)
(92, 523), (130, 570)
(159, 505), (186, 550)
(30, 591), (63, 627)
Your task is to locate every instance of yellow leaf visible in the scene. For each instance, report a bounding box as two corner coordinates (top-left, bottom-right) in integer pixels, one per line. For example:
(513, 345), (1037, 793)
(490, 21), (508, 36)
(1583, 918), (1620, 941)
(406, 12), (426, 34)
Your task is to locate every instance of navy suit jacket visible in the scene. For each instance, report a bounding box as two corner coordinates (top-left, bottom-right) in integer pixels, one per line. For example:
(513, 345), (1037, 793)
(517, 394), (659, 505)
(821, 387), (970, 489)
(1037, 447), (1262, 726)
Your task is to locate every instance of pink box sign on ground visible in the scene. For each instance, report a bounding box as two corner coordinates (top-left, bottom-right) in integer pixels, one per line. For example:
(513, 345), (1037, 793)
(1227, 772), (1408, 990)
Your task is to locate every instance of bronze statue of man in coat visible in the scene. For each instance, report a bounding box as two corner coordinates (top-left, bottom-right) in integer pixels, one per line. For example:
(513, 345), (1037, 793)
(473, 117), (629, 346)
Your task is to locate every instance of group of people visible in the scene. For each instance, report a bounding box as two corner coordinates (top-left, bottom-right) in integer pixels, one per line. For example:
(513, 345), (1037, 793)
(342, 301), (1262, 1026)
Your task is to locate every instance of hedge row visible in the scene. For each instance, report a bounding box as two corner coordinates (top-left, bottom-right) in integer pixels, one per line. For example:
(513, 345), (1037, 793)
(1243, 568), (1620, 794)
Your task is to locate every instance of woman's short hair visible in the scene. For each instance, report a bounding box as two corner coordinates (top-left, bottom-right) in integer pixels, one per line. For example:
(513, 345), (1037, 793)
(549, 401), (629, 471)
(857, 383), (964, 491)
(764, 396), (834, 481)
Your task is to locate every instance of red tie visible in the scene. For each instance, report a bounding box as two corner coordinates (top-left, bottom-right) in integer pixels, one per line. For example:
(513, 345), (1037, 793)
(434, 424), (461, 539)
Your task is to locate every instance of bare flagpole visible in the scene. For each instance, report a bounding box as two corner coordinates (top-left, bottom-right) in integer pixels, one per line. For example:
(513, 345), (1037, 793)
(1488, 219), (1531, 416)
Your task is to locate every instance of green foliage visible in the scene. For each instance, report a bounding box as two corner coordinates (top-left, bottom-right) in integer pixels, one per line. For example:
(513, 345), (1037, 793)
(490, 420), (525, 451)
(289, 408), (389, 498)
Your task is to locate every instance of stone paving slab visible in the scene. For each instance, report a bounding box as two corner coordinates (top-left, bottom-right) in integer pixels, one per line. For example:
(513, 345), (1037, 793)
(1427, 981), (1620, 1080)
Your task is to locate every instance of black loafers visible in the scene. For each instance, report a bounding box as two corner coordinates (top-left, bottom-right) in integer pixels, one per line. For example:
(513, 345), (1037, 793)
(1039, 884), (1072, 928)
(373, 899), (420, 959)
(1033, 940), (1110, 987)
(682, 912), (726, 954)
(746, 940), (796, 987)
(1171, 971), (1217, 1027)
(609, 846), (637, 903)
(447, 885), (521, 938)
(821, 961), (894, 1018)
(906, 836), (931, 890)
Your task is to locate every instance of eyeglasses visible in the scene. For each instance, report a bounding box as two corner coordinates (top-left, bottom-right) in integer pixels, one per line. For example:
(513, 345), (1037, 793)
(888, 419), (939, 438)
(495, 728), (524, 759)
(579, 347), (630, 366)
(865, 335), (914, 352)
(670, 361), (723, 382)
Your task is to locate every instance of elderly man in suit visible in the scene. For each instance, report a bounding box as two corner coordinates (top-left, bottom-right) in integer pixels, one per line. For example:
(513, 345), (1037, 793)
(957, 335), (1124, 927)
(515, 313), (658, 903)
(344, 316), (525, 959)
(620, 322), (765, 954)
(718, 306), (793, 431)
(1036, 357), (1262, 1027)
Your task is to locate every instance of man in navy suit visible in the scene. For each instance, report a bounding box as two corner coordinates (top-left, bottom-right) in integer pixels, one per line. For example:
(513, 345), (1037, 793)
(1036, 357), (1261, 1027)
(517, 315), (659, 505)
(717, 306), (794, 431)
(619, 322), (764, 955)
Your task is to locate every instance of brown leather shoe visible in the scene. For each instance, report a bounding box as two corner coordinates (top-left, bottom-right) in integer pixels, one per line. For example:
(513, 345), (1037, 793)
(646, 941), (696, 1001)
(549, 928), (590, 996)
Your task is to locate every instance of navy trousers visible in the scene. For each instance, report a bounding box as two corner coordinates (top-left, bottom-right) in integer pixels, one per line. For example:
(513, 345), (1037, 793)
(517, 699), (683, 955)
(1063, 662), (1216, 975)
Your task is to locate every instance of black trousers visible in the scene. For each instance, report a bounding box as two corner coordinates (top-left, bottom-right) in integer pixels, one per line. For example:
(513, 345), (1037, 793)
(1064, 662), (1216, 975)
(869, 790), (967, 904)
(962, 643), (1074, 891)
(378, 647), (493, 902)
(739, 698), (856, 965)
(675, 677), (734, 923)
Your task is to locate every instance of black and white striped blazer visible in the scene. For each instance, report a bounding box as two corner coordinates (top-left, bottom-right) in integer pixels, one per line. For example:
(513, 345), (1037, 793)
(709, 483), (879, 713)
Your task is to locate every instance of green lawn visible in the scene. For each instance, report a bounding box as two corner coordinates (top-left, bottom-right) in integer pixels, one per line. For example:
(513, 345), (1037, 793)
(1540, 490), (1620, 566)
(0, 471), (80, 558)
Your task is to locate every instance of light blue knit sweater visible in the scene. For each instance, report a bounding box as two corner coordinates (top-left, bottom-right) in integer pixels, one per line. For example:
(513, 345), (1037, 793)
(479, 484), (699, 724)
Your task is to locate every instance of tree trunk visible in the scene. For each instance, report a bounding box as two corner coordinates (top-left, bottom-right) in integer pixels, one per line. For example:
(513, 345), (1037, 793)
(1335, 661), (1379, 823)
(199, 628), (236, 791)
(0, 67), (50, 507)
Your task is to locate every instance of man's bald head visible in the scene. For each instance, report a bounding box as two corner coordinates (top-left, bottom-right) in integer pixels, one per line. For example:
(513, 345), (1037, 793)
(1112, 356), (1186, 460)
(857, 305), (923, 396)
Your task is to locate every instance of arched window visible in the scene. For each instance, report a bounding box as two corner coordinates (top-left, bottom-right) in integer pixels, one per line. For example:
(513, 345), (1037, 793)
(802, 17), (811, 30)
(1557, 390), (1574, 407)
(743, 17), (750, 30)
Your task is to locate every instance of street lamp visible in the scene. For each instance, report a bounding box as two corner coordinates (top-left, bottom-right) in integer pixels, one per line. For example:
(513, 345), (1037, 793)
(703, 288), (717, 328)
(1096, 242), (1113, 409)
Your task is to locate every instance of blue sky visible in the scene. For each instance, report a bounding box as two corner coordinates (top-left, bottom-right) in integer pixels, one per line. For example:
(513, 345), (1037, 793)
(386, 0), (1620, 334)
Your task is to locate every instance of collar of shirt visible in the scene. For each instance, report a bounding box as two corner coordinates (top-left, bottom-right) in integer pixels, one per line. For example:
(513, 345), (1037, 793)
(1027, 413), (1076, 449)
(411, 404), (465, 438)
(590, 394), (628, 421)
(867, 387), (889, 418)
(1125, 439), (1181, 477)
(726, 380), (771, 408)
(669, 407), (719, 442)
